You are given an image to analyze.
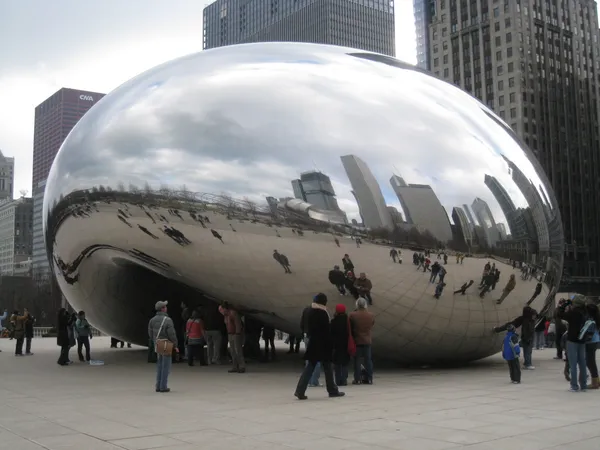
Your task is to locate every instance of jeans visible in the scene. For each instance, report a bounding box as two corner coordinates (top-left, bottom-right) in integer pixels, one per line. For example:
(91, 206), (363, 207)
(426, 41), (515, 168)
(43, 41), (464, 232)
(303, 337), (321, 384)
(430, 272), (438, 283)
(205, 330), (222, 364)
(15, 337), (24, 355)
(567, 341), (587, 390)
(25, 337), (32, 354)
(507, 358), (521, 382)
(334, 364), (348, 385)
(295, 361), (338, 396)
(535, 331), (545, 349)
(155, 354), (172, 391)
(522, 341), (533, 367)
(187, 344), (207, 366)
(77, 336), (91, 361)
(228, 334), (245, 370)
(58, 345), (70, 365)
(586, 343), (598, 378)
(354, 344), (373, 382)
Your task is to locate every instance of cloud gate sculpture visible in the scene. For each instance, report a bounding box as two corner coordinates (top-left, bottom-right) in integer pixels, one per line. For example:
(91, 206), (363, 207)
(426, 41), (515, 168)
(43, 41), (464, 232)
(44, 43), (564, 364)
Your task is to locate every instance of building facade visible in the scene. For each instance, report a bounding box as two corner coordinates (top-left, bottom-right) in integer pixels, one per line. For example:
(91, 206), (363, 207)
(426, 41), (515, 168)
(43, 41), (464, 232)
(390, 174), (453, 243)
(0, 198), (33, 276)
(32, 88), (105, 276)
(33, 88), (105, 191)
(427, 0), (600, 290)
(341, 154), (393, 230)
(0, 150), (14, 201)
(414, 0), (436, 69)
(203, 0), (395, 56)
(471, 197), (500, 247)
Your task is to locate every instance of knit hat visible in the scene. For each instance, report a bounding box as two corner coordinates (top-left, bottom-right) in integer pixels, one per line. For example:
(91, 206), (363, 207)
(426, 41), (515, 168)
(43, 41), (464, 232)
(314, 293), (328, 306)
(335, 304), (346, 314)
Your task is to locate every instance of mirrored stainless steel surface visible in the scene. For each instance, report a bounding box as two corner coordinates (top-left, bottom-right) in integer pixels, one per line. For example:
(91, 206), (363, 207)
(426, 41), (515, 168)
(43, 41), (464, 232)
(44, 43), (564, 364)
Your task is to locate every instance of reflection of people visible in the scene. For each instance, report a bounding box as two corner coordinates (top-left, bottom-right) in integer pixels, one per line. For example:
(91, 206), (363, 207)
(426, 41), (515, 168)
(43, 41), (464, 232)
(453, 280), (473, 295)
(527, 282), (543, 305)
(273, 250), (292, 273)
(390, 248), (398, 263)
(496, 275), (516, 304)
(342, 254), (354, 273)
(354, 273), (373, 305)
(210, 229), (224, 243)
(328, 265), (346, 295)
(294, 293), (345, 400)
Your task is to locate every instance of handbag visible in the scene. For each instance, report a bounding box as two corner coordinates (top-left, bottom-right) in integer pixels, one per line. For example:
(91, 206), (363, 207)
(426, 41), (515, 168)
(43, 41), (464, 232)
(155, 317), (174, 356)
(347, 317), (357, 357)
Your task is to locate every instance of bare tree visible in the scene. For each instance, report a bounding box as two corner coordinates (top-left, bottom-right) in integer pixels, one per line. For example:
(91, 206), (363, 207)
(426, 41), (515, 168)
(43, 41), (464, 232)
(143, 182), (153, 195)
(116, 182), (126, 192)
(158, 184), (171, 199)
(128, 183), (140, 194)
(242, 197), (258, 219)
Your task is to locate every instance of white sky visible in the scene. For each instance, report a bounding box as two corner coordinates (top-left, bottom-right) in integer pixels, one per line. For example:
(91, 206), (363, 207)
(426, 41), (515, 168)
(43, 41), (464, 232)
(0, 0), (417, 197)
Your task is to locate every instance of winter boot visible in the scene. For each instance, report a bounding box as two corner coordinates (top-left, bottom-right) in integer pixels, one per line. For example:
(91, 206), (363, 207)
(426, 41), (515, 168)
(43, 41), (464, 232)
(589, 377), (600, 390)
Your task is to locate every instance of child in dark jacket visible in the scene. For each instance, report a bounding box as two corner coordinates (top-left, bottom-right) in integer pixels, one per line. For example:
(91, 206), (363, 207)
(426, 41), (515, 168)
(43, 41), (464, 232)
(502, 324), (521, 383)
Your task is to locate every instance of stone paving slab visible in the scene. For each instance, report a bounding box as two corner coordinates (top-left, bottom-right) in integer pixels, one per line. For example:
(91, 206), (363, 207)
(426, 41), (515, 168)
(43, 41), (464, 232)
(0, 337), (599, 450)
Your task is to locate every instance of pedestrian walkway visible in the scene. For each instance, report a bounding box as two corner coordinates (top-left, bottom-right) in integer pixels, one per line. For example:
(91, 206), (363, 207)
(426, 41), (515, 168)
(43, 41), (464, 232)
(0, 337), (598, 449)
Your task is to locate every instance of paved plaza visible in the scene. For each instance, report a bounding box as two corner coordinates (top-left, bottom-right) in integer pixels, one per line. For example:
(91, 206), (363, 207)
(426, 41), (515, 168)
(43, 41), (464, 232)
(1, 337), (600, 450)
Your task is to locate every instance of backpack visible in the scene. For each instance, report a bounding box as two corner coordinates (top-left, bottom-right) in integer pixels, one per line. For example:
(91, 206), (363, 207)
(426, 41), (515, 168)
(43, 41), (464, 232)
(578, 317), (597, 343)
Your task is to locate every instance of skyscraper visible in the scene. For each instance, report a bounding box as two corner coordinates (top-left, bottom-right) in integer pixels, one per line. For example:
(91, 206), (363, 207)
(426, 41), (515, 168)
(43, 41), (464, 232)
(471, 197), (500, 247)
(341, 155), (393, 230)
(0, 150), (14, 200)
(0, 198), (33, 276)
(427, 0), (600, 289)
(32, 88), (105, 276)
(390, 174), (452, 243)
(203, 0), (395, 56)
(292, 171), (340, 211)
(414, 0), (436, 69)
(451, 206), (474, 249)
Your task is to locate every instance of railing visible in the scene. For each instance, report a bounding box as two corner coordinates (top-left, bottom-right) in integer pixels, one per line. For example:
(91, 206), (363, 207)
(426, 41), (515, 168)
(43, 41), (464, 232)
(31, 327), (104, 338)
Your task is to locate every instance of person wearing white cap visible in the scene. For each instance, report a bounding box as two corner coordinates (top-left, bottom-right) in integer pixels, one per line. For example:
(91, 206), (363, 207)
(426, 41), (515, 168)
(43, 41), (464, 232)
(148, 301), (178, 392)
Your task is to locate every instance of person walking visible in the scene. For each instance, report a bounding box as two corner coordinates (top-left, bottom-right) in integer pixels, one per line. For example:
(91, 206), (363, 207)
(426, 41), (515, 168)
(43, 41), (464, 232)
(294, 293), (345, 400)
(557, 296), (591, 392)
(24, 311), (35, 355)
(57, 308), (71, 366)
(330, 304), (352, 386)
(350, 298), (375, 384)
(148, 301), (178, 392)
(585, 303), (600, 389)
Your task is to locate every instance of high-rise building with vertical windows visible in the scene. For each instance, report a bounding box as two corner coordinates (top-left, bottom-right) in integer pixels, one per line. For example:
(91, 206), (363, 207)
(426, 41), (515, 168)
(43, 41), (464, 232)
(414, 0), (437, 69)
(32, 88), (105, 277)
(428, 0), (600, 292)
(203, 0), (395, 56)
(0, 150), (14, 201)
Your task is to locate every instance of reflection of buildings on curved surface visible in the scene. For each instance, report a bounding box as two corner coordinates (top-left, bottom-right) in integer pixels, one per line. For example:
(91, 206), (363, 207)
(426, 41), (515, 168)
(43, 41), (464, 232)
(341, 155), (393, 230)
(291, 170), (347, 223)
(451, 207), (474, 250)
(471, 197), (500, 248)
(390, 174), (452, 244)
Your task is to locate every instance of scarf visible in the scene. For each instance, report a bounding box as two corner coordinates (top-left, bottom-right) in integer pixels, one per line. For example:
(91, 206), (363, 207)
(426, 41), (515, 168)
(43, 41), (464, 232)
(311, 302), (331, 320)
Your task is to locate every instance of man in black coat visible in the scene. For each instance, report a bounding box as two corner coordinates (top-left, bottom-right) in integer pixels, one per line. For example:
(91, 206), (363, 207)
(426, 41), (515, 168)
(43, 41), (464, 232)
(294, 293), (345, 400)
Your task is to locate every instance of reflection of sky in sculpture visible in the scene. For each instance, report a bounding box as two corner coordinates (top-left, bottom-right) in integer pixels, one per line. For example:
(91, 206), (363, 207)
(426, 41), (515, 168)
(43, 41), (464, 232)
(45, 43), (556, 234)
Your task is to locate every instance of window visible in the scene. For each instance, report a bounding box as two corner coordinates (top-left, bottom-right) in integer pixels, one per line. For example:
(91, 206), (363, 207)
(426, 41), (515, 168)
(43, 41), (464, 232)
(495, 36), (501, 46)
(495, 22), (500, 31)
(499, 95), (505, 106)
(443, 41), (448, 50)
(496, 51), (502, 61)
(508, 62), (514, 72)
(510, 92), (516, 102)
(510, 108), (517, 118)
(507, 47), (513, 58)
(508, 77), (515, 87)
(499, 110), (506, 119)
(505, 17), (511, 27)
(506, 32), (512, 42)
(443, 54), (448, 63)
(434, 57), (439, 67)
(434, 44), (439, 53)
(497, 65), (504, 75)
(444, 68), (449, 77)
(498, 80), (504, 90)
(494, 7), (499, 17)
(442, 28), (447, 37)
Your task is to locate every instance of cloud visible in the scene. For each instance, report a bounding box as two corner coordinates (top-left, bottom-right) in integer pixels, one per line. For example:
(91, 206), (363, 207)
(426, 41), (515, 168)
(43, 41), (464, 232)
(45, 43), (551, 238)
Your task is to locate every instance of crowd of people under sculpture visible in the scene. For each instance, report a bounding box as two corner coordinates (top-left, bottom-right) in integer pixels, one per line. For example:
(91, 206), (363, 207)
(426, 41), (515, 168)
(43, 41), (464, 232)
(147, 294), (375, 398)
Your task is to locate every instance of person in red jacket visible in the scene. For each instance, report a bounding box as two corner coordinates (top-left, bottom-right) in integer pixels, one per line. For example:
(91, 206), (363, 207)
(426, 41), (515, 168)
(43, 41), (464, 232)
(186, 310), (207, 366)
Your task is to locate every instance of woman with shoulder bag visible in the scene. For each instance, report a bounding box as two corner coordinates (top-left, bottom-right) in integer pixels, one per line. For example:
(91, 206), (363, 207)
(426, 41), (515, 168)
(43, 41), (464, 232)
(186, 309), (207, 366)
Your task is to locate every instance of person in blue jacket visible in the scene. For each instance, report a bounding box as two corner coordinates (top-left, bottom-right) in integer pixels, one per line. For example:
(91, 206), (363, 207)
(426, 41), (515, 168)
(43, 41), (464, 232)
(502, 324), (521, 384)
